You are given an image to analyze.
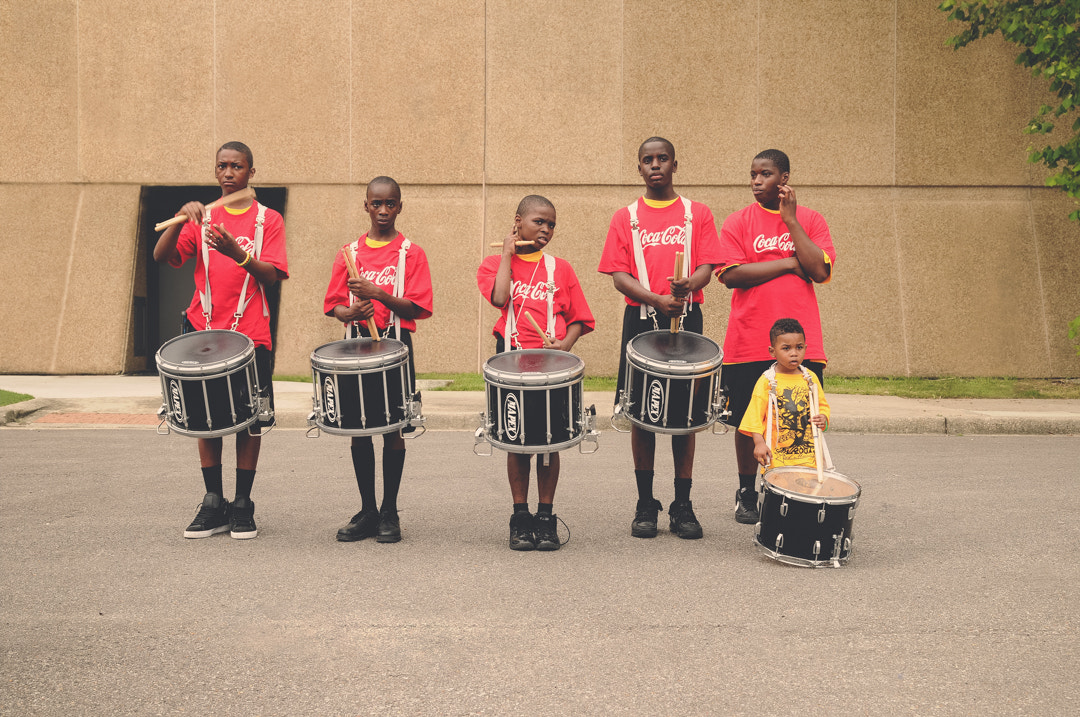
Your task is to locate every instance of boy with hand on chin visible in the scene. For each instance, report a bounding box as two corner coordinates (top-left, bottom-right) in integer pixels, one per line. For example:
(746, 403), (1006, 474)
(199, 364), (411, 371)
(477, 195), (595, 551)
(323, 176), (434, 543)
(738, 318), (830, 472)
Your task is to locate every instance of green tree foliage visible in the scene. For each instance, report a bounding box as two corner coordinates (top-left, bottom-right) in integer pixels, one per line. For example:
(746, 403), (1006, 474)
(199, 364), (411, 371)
(940, 0), (1080, 221)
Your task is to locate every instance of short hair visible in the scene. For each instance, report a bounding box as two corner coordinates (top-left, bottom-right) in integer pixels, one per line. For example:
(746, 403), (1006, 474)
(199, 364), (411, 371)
(367, 176), (401, 199)
(218, 141), (253, 167)
(515, 194), (555, 217)
(754, 149), (790, 174)
(770, 317), (805, 343)
(638, 136), (675, 159)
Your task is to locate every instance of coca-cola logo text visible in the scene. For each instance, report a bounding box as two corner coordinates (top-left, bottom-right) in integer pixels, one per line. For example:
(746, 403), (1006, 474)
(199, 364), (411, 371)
(752, 232), (794, 254)
(638, 226), (686, 249)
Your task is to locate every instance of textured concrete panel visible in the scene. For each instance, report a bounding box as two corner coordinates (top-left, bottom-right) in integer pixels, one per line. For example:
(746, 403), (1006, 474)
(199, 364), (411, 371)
(52, 186), (141, 373)
(485, 0), (623, 185)
(77, 0), (214, 184)
(758, 1), (895, 186)
(1031, 190), (1080, 377)
(351, 0), (485, 184)
(622, 0), (757, 186)
(216, 1), (351, 185)
(896, 189), (1048, 377)
(0, 185), (81, 372)
(896, 0), (1031, 186)
(0, 0), (79, 183)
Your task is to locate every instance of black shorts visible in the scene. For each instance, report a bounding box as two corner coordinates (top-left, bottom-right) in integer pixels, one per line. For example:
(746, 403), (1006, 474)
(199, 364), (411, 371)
(721, 360), (825, 427)
(615, 303), (705, 402)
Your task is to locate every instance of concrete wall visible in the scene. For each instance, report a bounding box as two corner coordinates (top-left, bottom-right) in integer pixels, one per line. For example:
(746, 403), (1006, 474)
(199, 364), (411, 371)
(2, 0), (1078, 378)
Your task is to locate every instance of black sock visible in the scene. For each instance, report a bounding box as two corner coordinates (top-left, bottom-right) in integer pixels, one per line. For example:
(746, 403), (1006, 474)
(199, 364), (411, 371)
(674, 478), (692, 502)
(635, 470), (655, 502)
(351, 441), (377, 512)
(235, 469), (256, 501)
(537, 502), (553, 514)
(380, 447), (406, 512)
(201, 465), (223, 497)
(513, 502), (530, 514)
(738, 473), (757, 494)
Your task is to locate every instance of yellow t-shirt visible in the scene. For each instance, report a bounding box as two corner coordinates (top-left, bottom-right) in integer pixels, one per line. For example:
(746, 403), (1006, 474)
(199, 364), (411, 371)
(738, 370), (830, 468)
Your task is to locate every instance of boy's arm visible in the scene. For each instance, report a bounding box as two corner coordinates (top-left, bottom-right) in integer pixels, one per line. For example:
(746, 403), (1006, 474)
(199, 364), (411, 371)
(747, 431), (771, 467)
(611, 271), (685, 318)
(153, 201), (205, 264)
(720, 257), (806, 289)
(489, 229), (518, 308)
(669, 263), (714, 299)
(778, 186), (830, 283)
(549, 321), (585, 352)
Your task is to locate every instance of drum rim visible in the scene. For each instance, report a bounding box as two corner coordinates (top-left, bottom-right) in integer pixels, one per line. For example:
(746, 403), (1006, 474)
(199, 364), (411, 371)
(753, 539), (853, 568)
(156, 330), (255, 376)
(626, 331), (723, 375)
(310, 338), (409, 370)
(482, 349), (585, 386)
(761, 466), (861, 504)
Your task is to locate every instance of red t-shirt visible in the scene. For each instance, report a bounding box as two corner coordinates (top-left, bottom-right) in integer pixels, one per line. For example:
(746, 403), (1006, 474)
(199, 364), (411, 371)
(717, 203), (835, 363)
(323, 233), (434, 333)
(597, 197), (722, 306)
(476, 252), (595, 349)
(172, 202), (289, 350)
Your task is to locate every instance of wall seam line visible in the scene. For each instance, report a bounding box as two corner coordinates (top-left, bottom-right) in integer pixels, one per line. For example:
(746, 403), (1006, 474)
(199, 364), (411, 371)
(51, 189), (84, 373)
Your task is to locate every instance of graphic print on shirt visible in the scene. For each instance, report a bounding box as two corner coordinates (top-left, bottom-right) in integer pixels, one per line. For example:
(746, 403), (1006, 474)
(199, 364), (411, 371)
(639, 225), (688, 250)
(776, 384), (813, 461)
(752, 231), (794, 254)
(511, 276), (557, 303)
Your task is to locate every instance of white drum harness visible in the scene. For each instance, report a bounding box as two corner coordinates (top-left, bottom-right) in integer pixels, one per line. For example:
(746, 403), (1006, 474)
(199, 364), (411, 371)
(198, 203), (269, 332)
(347, 236), (412, 341)
(762, 363), (834, 471)
(504, 253), (557, 352)
(627, 196), (694, 327)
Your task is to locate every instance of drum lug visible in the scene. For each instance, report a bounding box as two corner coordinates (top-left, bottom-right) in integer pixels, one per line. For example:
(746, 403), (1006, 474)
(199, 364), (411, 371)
(711, 394), (731, 434)
(775, 533), (784, 550)
(780, 498), (788, 517)
(848, 505), (857, 520)
(156, 404), (171, 436)
(832, 531), (845, 561)
(817, 506), (826, 524)
(813, 540), (821, 559)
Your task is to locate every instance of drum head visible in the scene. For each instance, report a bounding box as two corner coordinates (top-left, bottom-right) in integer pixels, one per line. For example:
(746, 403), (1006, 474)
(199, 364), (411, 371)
(483, 349), (585, 386)
(311, 338), (408, 369)
(156, 330), (254, 375)
(763, 467), (860, 500)
(627, 330), (722, 374)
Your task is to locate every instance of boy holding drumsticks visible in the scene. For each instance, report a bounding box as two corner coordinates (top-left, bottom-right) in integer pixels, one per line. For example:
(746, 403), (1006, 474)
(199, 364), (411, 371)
(476, 195), (595, 551)
(153, 141), (289, 540)
(323, 176), (433, 543)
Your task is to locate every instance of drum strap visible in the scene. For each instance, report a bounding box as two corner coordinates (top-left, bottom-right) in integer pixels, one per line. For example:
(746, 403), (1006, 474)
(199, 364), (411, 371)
(763, 364), (834, 471)
(346, 237), (412, 340)
(505, 253), (556, 351)
(626, 197), (694, 322)
(198, 203), (268, 331)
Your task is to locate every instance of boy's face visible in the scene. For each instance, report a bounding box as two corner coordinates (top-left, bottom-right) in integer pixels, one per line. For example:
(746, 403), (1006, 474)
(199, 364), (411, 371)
(750, 158), (789, 206)
(364, 183), (402, 232)
(215, 149), (253, 193)
(769, 332), (807, 372)
(637, 141), (676, 191)
(515, 205), (557, 249)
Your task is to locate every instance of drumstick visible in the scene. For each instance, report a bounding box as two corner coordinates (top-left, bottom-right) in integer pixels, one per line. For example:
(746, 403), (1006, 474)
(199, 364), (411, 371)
(670, 252), (684, 334)
(342, 244), (381, 342)
(154, 187), (256, 232)
(523, 310), (554, 347)
(488, 240), (536, 248)
(809, 384), (825, 494)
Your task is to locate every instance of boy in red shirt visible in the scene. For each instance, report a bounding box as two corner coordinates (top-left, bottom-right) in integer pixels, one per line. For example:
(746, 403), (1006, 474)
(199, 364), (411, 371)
(477, 195), (595, 550)
(598, 137), (722, 540)
(716, 150), (835, 524)
(154, 141), (289, 540)
(323, 177), (434, 543)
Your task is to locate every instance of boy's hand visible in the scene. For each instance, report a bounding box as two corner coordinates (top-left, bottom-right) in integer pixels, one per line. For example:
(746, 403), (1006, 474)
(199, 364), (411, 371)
(668, 275), (692, 299)
(336, 300), (375, 323)
(753, 443), (771, 467)
(653, 293), (686, 318)
(778, 184), (798, 224)
(811, 413), (827, 430)
(502, 225), (521, 255)
(207, 224), (245, 263)
(347, 276), (384, 301)
(177, 201), (206, 225)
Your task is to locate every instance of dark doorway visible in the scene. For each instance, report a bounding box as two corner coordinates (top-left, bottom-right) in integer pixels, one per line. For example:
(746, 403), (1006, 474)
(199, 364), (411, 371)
(134, 186), (288, 373)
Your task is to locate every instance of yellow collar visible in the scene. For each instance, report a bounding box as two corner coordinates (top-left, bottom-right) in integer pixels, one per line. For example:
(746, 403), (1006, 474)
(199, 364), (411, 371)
(224, 202), (253, 215)
(643, 196), (680, 209)
(756, 203), (781, 215)
(517, 250), (544, 263)
(365, 233), (395, 248)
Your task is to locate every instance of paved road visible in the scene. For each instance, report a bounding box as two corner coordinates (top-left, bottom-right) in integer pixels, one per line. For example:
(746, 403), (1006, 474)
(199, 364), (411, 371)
(1, 426), (1076, 715)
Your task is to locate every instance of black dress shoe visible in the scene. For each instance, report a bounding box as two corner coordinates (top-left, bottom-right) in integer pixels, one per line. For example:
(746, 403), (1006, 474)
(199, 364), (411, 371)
(337, 509), (379, 542)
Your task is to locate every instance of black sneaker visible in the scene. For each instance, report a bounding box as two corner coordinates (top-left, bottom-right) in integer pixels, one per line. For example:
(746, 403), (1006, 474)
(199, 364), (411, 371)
(183, 493), (231, 538)
(668, 499), (704, 539)
(630, 498), (663, 538)
(376, 508), (401, 543)
(735, 488), (760, 525)
(534, 512), (560, 551)
(337, 509), (379, 542)
(230, 497), (257, 539)
(509, 510), (535, 551)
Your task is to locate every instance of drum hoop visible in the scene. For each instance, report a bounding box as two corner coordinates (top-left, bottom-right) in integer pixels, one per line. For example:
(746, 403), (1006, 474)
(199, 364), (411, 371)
(310, 338), (409, 370)
(625, 332), (722, 375)
(156, 331), (256, 377)
(483, 373), (583, 390)
(624, 414), (717, 435)
(762, 466), (861, 504)
(482, 351), (585, 386)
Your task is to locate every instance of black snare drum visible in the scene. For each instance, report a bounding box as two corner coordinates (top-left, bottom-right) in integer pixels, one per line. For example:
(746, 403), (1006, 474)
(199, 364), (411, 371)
(620, 331), (723, 434)
(480, 349), (586, 453)
(755, 466), (861, 568)
(156, 330), (261, 437)
(309, 338), (416, 436)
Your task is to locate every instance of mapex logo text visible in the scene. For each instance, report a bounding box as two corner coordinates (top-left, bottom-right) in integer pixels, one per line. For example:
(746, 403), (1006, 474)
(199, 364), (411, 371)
(647, 379), (665, 423)
(323, 377), (337, 422)
(503, 393), (520, 441)
(170, 380), (183, 414)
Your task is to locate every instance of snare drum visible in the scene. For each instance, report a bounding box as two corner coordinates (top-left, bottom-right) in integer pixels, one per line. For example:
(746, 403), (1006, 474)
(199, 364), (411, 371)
(156, 330), (261, 437)
(621, 330), (723, 434)
(481, 349), (586, 453)
(755, 466), (861, 568)
(309, 338), (415, 436)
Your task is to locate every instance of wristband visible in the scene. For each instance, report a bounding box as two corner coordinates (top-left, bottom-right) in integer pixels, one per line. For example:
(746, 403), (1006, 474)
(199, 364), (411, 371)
(236, 252), (252, 268)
